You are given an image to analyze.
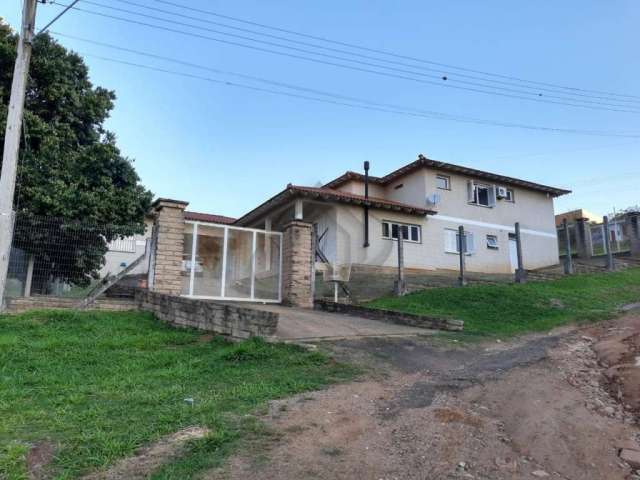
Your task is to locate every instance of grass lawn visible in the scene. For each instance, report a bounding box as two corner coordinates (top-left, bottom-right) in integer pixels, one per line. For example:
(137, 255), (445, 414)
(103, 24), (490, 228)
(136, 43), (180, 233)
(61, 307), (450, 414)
(0, 310), (355, 479)
(369, 268), (640, 339)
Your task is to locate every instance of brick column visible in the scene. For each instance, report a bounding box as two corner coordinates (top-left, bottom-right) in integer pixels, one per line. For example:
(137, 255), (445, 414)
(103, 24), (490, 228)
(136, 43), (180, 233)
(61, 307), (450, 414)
(575, 218), (593, 259)
(281, 221), (313, 308)
(151, 198), (189, 295)
(628, 212), (640, 258)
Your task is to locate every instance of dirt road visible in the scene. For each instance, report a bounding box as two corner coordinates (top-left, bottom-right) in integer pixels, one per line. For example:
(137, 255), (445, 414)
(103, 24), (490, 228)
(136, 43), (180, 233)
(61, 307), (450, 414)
(209, 312), (640, 480)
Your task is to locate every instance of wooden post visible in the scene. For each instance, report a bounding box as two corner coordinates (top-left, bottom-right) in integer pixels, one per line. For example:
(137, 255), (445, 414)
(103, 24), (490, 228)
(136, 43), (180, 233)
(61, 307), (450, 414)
(458, 225), (467, 286)
(24, 254), (34, 297)
(603, 215), (615, 271)
(0, 0), (38, 311)
(514, 222), (527, 283)
(563, 219), (573, 274)
(394, 228), (407, 296)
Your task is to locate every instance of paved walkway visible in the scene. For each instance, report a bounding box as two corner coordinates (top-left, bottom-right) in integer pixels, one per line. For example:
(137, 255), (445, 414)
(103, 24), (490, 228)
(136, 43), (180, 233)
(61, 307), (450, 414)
(244, 304), (434, 342)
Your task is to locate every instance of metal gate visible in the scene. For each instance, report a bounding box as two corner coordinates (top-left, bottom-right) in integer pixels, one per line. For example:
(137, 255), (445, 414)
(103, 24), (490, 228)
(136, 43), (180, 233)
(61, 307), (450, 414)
(182, 221), (282, 303)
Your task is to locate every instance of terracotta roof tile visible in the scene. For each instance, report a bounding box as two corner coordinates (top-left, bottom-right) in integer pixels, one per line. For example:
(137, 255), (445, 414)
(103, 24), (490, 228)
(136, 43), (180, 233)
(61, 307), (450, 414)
(184, 211), (236, 224)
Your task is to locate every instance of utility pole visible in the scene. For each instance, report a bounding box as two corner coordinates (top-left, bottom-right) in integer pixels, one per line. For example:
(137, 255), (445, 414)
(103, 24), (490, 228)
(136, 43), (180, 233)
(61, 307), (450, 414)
(0, 0), (38, 310)
(457, 225), (467, 286)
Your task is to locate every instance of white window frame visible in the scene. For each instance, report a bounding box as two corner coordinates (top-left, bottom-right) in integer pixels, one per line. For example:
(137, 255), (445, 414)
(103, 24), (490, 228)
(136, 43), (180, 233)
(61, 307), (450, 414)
(182, 221), (283, 303)
(467, 181), (496, 208)
(382, 221), (421, 243)
(436, 174), (450, 190)
(486, 234), (499, 250)
(505, 188), (515, 202)
(444, 228), (475, 255)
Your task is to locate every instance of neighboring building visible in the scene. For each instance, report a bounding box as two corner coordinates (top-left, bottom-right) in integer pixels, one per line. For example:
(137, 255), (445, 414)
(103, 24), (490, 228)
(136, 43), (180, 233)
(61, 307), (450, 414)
(230, 154), (570, 274)
(555, 208), (603, 227)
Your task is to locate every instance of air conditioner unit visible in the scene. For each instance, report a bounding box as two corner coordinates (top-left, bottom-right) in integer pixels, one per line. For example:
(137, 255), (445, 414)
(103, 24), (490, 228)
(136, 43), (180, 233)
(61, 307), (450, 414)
(426, 193), (441, 206)
(496, 186), (508, 199)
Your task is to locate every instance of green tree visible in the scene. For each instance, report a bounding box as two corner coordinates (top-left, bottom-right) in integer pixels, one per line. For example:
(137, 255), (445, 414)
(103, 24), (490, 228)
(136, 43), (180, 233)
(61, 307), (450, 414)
(0, 23), (153, 292)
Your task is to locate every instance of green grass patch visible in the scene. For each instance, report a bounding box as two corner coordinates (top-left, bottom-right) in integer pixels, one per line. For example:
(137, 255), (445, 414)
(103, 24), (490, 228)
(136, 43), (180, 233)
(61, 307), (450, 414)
(0, 310), (355, 479)
(368, 268), (640, 339)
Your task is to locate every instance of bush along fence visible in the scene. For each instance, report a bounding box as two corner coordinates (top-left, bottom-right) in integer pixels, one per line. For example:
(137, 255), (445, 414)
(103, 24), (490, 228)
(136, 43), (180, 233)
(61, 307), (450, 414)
(315, 299), (464, 331)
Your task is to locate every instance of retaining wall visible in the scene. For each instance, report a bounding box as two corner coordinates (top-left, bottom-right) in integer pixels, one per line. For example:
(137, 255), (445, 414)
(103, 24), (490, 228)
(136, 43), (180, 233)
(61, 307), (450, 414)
(315, 299), (463, 332)
(135, 290), (278, 339)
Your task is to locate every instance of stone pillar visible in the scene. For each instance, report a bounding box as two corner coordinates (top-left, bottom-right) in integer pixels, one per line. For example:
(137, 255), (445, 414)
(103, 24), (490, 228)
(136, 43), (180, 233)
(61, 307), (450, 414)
(628, 212), (640, 258)
(575, 218), (593, 259)
(151, 198), (188, 295)
(282, 221), (313, 308)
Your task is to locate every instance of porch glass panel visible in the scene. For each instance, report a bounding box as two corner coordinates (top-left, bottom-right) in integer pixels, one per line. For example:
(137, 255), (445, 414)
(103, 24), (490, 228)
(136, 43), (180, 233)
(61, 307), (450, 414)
(224, 229), (254, 299)
(181, 223), (194, 295)
(254, 232), (281, 301)
(193, 225), (225, 296)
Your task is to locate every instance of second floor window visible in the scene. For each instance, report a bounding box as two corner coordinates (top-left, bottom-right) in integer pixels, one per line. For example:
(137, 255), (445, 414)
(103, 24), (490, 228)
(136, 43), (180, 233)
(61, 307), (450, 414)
(436, 175), (450, 190)
(467, 181), (496, 207)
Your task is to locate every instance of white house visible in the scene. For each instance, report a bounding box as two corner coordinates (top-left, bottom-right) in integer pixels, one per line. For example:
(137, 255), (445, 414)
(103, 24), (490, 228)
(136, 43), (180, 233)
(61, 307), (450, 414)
(233, 154), (570, 274)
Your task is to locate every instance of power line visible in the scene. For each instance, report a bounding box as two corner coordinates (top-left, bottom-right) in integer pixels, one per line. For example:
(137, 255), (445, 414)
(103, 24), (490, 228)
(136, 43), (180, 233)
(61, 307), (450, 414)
(103, 0), (640, 106)
(55, 2), (640, 114)
(52, 31), (640, 136)
(151, 0), (640, 102)
(36, 0), (81, 35)
(63, 45), (640, 138)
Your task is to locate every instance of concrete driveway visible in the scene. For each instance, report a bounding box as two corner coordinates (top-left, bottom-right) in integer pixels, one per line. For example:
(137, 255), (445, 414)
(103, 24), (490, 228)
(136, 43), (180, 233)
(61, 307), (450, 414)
(245, 304), (434, 342)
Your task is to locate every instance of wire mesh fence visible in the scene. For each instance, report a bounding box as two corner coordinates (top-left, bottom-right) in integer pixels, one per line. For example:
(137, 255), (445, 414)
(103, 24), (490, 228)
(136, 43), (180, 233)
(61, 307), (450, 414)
(5, 212), (149, 300)
(557, 219), (631, 258)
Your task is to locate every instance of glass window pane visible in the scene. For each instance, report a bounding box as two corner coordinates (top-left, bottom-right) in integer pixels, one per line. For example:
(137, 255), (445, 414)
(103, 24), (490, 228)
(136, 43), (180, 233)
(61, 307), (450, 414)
(436, 176), (448, 189)
(181, 223), (194, 295)
(382, 222), (389, 237)
(410, 226), (419, 242)
(193, 225), (225, 297)
(255, 232), (281, 301)
(401, 225), (409, 240)
(477, 186), (489, 206)
(391, 224), (399, 239)
(225, 229), (254, 299)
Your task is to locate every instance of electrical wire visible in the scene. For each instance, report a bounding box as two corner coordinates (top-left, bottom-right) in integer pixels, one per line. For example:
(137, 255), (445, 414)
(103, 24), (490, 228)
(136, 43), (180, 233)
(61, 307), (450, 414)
(151, 0), (640, 102)
(101, 0), (640, 106)
(37, 0), (82, 35)
(52, 3), (640, 114)
(71, 49), (640, 138)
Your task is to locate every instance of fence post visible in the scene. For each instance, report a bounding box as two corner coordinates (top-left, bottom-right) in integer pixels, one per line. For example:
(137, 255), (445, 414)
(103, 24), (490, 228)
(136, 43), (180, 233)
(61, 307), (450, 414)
(575, 218), (593, 259)
(563, 219), (573, 275)
(603, 215), (615, 271)
(514, 222), (527, 283)
(627, 212), (640, 259)
(394, 228), (407, 296)
(458, 225), (467, 286)
(24, 254), (34, 297)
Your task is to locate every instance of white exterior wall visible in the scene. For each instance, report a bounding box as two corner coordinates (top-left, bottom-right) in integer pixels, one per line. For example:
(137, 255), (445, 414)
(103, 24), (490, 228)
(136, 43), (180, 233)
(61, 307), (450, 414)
(327, 167), (560, 273)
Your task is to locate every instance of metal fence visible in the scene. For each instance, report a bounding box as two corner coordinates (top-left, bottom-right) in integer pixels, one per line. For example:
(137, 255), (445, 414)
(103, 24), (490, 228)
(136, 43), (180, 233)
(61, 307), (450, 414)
(557, 218), (630, 257)
(5, 213), (149, 299)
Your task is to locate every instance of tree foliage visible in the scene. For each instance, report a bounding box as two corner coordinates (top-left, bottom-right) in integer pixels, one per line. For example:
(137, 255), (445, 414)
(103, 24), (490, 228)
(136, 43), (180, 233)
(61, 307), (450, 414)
(0, 24), (153, 290)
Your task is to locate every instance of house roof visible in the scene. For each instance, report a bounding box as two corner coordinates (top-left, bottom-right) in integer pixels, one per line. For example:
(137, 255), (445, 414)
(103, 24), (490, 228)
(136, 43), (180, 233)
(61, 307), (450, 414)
(235, 184), (435, 226)
(184, 211), (236, 224)
(323, 154), (571, 197)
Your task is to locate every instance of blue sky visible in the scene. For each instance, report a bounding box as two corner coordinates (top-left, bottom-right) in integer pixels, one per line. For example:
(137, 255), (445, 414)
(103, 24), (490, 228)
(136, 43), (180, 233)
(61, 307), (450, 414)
(4, 0), (639, 218)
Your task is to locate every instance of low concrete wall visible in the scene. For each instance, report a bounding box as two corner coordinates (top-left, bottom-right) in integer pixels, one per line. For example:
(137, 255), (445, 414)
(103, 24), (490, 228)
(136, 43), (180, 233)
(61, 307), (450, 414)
(315, 299), (463, 332)
(135, 290), (278, 339)
(5, 296), (137, 314)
